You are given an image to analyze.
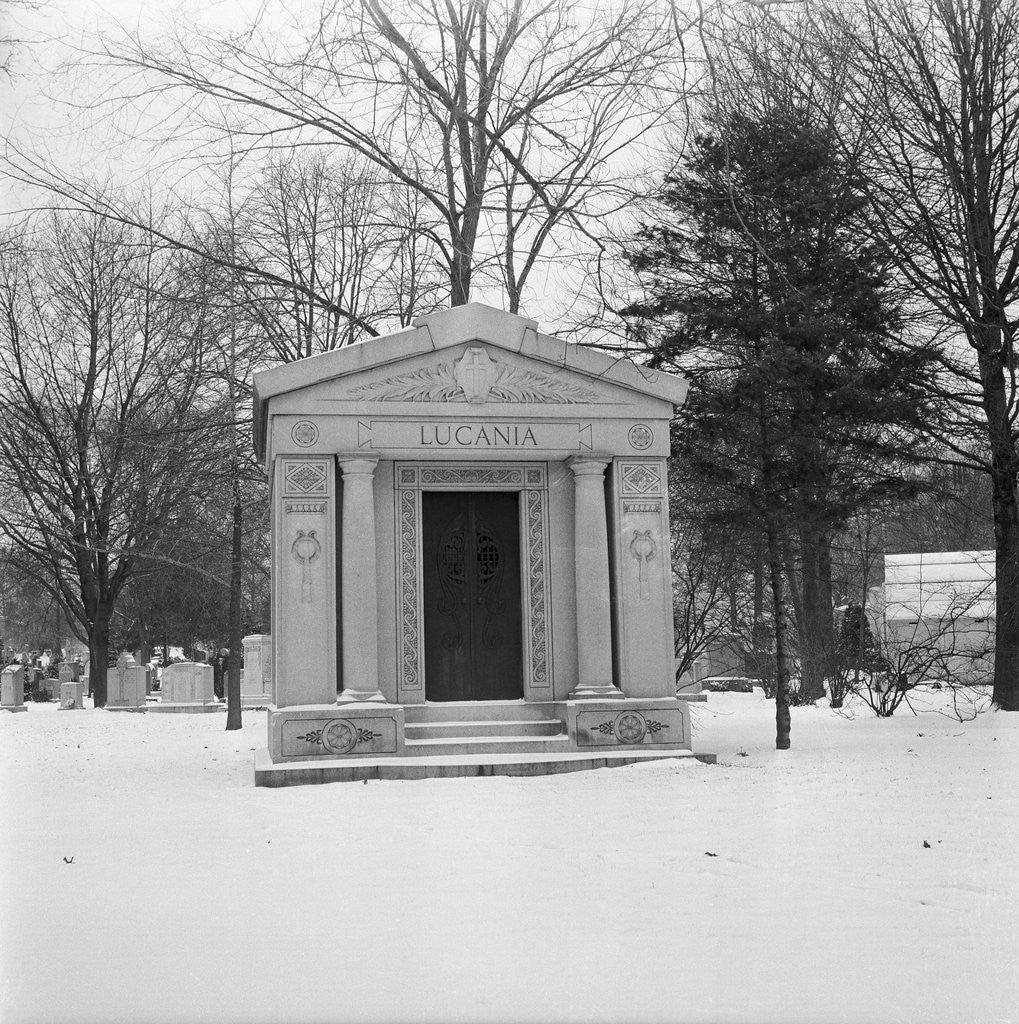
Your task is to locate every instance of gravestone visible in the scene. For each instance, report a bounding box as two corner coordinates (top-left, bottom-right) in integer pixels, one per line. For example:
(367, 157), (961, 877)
(153, 662), (223, 713)
(59, 681), (86, 709)
(1, 665), (27, 712)
(241, 634), (272, 707)
(58, 661), (81, 683)
(107, 653), (147, 710)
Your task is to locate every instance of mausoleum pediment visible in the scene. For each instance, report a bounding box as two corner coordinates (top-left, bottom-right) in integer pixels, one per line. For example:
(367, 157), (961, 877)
(345, 345), (603, 405)
(253, 304), (687, 458)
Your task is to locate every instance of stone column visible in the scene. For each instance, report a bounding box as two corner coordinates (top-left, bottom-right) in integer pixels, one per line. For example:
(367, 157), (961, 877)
(337, 457), (385, 703)
(568, 456), (622, 700)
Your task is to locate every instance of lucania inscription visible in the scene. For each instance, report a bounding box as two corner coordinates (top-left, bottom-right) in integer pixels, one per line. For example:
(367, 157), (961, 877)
(420, 424), (538, 447)
(356, 418), (594, 452)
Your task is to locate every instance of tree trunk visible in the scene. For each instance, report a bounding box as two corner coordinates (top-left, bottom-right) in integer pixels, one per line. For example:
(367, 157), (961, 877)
(990, 463), (1019, 710)
(765, 519), (791, 749)
(818, 534), (836, 682)
(450, 252), (471, 307)
(88, 613), (111, 708)
(137, 610), (152, 667)
(226, 473), (243, 731)
(979, 344), (1019, 711)
(750, 549), (771, 686)
(796, 524), (830, 704)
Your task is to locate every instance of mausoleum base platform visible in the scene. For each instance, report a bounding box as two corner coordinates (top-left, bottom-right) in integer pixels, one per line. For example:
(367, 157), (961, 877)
(254, 746), (715, 786)
(256, 695), (712, 785)
(1, 705), (28, 713)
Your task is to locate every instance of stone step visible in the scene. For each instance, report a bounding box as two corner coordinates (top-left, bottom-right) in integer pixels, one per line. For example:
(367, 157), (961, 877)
(255, 748), (714, 786)
(404, 700), (562, 724)
(405, 719), (564, 739)
(404, 733), (572, 757)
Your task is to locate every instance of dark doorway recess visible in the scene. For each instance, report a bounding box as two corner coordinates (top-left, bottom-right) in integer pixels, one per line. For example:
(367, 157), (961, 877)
(422, 490), (524, 701)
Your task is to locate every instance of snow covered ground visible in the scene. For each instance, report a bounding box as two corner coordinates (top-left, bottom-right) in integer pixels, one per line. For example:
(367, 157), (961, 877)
(2, 688), (1016, 1024)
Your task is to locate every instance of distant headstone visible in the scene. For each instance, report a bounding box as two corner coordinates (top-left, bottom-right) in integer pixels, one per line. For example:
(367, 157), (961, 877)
(160, 662), (216, 705)
(59, 681), (86, 710)
(58, 662), (81, 683)
(1, 665), (28, 712)
(699, 676), (755, 694)
(107, 653), (147, 710)
(62, 638), (87, 663)
(241, 634), (272, 706)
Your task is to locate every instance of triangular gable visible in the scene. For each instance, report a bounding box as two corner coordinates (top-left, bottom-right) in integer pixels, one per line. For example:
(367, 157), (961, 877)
(253, 303), (687, 458)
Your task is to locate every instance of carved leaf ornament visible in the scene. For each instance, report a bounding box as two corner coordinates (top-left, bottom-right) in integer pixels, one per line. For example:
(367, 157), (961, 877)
(352, 362), (462, 402)
(348, 347), (599, 404)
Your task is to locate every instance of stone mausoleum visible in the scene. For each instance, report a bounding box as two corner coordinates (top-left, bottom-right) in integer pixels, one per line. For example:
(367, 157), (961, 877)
(252, 304), (708, 784)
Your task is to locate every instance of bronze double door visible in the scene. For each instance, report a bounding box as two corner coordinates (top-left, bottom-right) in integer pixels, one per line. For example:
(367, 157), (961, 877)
(422, 490), (524, 701)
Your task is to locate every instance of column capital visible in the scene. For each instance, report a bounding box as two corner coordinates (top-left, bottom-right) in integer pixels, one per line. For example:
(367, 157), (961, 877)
(567, 455), (611, 477)
(337, 455), (380, 477)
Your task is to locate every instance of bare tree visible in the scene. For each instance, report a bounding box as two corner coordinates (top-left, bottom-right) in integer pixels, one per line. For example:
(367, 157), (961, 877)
(0, 0), (41, 77)
(807, 0), (1019, 711)
(33, 0), (681, 315)
(234, 152), (442, 359)
(0, 210), (219, 705)
(671, 517), (751, 682)
(857, 571), (995, 717)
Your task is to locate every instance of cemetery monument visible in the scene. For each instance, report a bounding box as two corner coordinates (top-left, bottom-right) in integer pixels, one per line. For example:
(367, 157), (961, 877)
(251, 304), (710, 784)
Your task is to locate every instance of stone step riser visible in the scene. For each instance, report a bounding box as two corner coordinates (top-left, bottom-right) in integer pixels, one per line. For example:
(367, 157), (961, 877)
(404, 736), (572, 757)
(405, 720), (563, 739)
(404, 701), (562, 724)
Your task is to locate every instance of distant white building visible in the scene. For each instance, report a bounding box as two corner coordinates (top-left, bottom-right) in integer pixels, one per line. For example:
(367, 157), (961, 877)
(882, 551), (994, 683)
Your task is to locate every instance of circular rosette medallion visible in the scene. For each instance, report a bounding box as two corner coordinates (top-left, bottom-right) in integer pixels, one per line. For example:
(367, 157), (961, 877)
(291, 420), (320, 447)
(613, 710), (648, 744)
(627, 423), (654, 451)
(321, 718), (358, 754)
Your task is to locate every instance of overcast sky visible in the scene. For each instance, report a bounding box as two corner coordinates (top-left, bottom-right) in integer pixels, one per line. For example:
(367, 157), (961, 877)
(1, 0), (652, 331)
(2, 0), (287, 212)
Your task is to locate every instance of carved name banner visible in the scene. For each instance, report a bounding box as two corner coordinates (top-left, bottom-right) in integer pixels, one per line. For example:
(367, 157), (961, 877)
(357, 419), (593, 452)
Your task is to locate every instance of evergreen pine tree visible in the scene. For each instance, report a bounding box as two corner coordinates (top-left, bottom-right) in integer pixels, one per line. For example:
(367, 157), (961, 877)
(837, 603), (880, 670)
(625, 103), (937, 747)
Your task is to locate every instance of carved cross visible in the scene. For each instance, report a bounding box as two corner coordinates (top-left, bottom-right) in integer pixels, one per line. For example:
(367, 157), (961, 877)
(454, 347), (496, 403)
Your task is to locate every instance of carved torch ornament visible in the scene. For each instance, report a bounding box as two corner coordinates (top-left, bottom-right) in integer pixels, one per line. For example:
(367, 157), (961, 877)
(630, 529), (656, 600)
(292, 529), (322, 603)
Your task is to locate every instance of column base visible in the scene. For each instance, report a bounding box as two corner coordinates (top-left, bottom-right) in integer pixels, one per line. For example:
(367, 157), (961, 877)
(337, 689), (387, 704)
(568, 684), (624, 700)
